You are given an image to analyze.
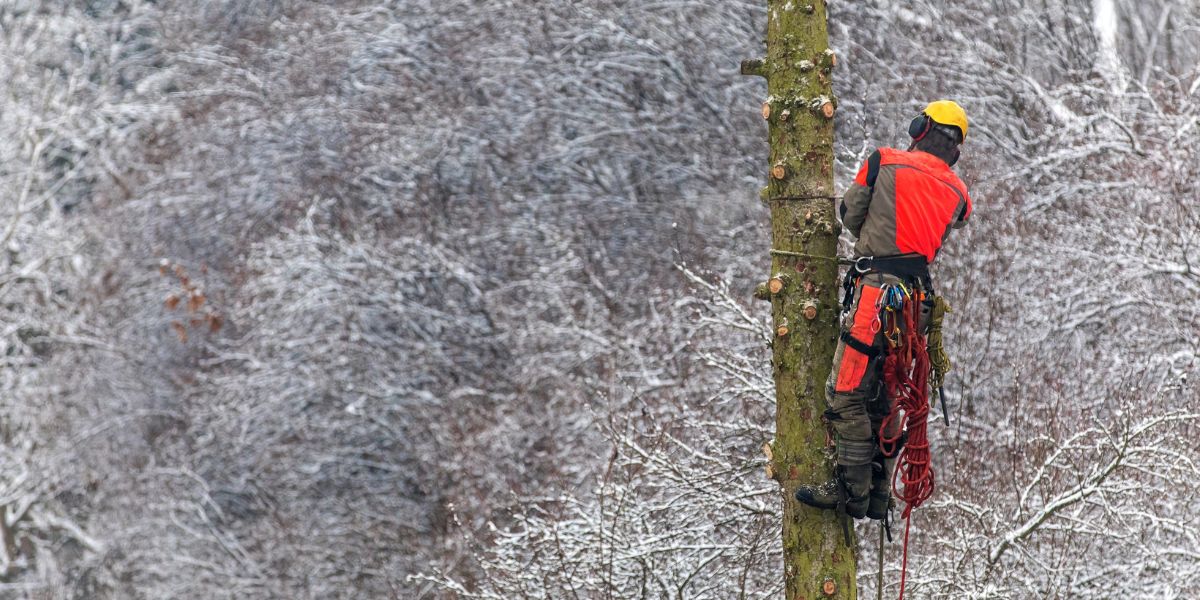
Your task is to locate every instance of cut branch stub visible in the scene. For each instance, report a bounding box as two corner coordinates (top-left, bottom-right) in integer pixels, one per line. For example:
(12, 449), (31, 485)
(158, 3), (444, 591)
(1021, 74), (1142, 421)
(762, 441), (775, 460)
(762, 101), (772, 120)
(769, 276), (786, 294)
(802, 301), (818, 321)
(776, 318), (790, 337)
(821, 102), (835, 119)
(822, 579), (837, 596)
(754, 283), (772, 301)
(772, 163), (787, 180)
(823, 49), (837, 71)
(741, 57), (767, 78)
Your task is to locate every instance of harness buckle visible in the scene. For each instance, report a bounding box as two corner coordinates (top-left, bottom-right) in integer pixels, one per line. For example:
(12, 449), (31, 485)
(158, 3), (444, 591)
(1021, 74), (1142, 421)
(854, 256), (874, 274)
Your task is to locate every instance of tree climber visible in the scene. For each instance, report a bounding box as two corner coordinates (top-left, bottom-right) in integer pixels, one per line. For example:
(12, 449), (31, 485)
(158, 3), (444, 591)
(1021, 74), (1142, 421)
(793, 100), (972, 521)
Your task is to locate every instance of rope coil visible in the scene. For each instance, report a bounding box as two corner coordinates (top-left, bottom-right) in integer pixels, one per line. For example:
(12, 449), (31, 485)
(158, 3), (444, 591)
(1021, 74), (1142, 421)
(878, 292), (934, 600)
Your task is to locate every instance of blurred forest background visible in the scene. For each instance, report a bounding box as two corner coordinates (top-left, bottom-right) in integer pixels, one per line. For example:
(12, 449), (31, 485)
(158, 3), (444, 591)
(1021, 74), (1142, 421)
(1, 1), (1198, 598)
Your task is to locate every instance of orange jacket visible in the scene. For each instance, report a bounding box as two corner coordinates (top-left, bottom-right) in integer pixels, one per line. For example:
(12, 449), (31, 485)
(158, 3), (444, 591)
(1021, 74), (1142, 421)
(840, 148), (971, 263)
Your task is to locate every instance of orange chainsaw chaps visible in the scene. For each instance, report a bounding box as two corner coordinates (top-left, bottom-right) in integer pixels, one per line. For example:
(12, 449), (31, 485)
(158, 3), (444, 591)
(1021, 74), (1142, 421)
(834, 284), (883, 392)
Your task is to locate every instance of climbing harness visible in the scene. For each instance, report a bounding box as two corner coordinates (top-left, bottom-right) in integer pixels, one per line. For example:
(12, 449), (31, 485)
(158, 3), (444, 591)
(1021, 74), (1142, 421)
(837, 265), (942, 600)
(841, 253), (931, 313)
(836, 255), (955, 600)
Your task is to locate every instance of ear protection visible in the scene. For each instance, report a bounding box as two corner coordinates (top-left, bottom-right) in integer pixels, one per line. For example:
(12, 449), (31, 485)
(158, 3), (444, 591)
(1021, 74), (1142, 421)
(908, 113), (933, 142)
(946, 146), (961, 167)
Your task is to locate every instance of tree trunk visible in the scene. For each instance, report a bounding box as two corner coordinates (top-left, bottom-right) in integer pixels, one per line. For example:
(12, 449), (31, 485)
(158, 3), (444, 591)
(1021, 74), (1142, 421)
(742, 1), (857, 598)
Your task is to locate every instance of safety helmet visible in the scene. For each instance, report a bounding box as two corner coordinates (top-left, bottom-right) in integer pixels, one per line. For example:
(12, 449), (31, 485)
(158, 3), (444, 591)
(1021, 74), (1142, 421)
(908, 100), (968, 144)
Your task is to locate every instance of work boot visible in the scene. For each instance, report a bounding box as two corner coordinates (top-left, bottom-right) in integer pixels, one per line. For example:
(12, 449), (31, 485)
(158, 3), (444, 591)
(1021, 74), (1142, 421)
(867, 458), (895, 520)
(794, 464), (872, 519)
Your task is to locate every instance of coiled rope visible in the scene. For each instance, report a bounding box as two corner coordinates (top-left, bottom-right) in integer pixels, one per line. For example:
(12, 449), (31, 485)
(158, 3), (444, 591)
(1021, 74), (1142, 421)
(878, 291), (934, 600)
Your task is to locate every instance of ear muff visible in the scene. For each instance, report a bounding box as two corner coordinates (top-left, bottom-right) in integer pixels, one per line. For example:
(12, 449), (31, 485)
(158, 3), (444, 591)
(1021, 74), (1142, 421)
(946, 146), (961, 167)
(908, 114), (932, 141)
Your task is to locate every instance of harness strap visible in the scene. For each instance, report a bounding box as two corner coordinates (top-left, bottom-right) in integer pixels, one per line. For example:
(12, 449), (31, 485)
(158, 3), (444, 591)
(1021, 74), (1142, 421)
(853, 254), (931, 283)
(841, 331), (881, 358)
(841, 253), (934, 312)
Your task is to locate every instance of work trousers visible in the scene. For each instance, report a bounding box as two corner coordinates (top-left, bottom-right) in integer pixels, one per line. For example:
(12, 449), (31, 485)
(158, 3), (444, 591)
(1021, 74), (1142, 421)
(825, 272), (910, 467)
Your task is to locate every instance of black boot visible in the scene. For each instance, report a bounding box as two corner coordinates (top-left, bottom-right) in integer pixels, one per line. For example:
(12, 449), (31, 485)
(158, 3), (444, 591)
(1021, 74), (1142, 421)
(867, 458), (895, 520)
(794, 464), (872, 519)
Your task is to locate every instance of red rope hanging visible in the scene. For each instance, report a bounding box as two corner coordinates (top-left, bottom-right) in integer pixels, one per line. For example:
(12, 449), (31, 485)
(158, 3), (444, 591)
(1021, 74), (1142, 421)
(878, 292), (934, 600)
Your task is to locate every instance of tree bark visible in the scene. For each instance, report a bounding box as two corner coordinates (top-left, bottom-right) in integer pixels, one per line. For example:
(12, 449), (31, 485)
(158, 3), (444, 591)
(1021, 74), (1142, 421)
(744, 1), (857, 598)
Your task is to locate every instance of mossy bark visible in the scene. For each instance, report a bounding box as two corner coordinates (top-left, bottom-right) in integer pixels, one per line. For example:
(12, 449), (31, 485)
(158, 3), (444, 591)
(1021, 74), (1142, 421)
(743, 1), (857, 598)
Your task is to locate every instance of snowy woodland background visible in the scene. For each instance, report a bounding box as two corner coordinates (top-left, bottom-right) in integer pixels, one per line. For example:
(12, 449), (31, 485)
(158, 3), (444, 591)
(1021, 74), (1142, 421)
(0, 0), (1198, 598)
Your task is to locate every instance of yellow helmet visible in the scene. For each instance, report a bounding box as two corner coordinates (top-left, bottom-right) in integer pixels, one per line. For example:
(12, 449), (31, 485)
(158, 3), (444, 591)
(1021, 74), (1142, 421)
(916, 100), (968, 143)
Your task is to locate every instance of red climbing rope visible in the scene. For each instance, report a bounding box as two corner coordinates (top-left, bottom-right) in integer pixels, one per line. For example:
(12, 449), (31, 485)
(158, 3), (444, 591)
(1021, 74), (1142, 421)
(878, 292), (934, 600)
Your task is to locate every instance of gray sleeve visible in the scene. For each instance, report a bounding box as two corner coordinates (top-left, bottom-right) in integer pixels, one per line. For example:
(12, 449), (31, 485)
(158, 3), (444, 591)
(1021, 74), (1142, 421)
(950, 197), (970, 230)
(840, 183), (871, 238)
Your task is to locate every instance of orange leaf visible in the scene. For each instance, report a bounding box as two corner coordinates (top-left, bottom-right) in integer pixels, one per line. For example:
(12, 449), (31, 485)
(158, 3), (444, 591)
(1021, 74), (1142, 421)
(170, 321), (188, 343)
(188, 291), (205, 312)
